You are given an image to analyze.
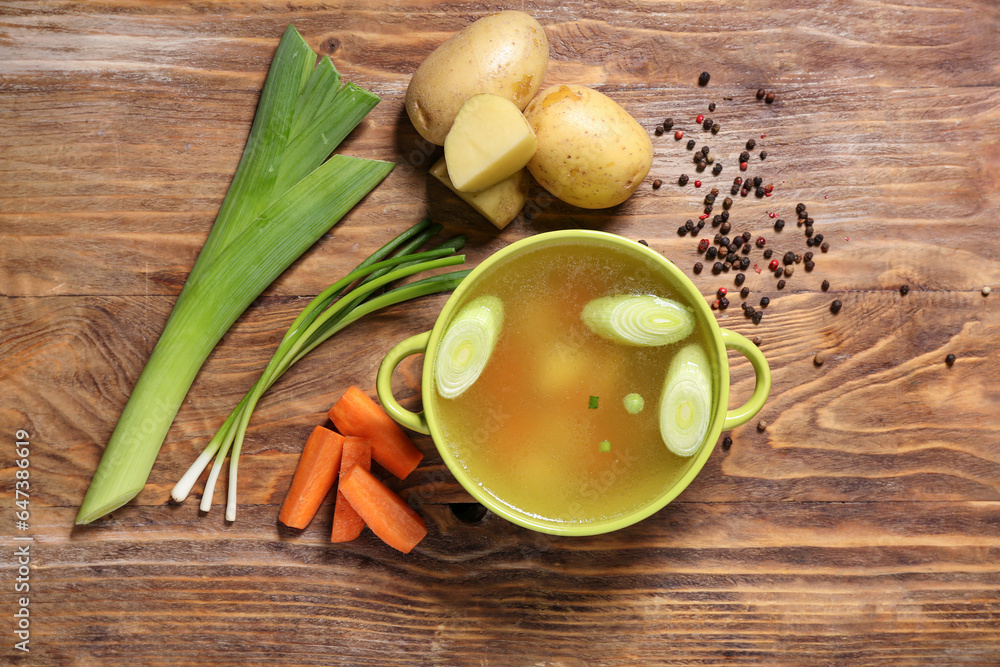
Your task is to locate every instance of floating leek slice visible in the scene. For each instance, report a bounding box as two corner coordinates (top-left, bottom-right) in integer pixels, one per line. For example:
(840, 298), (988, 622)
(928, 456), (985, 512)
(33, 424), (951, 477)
(435, 296), (504, 399)
(581, 295), (695, 346)
(659, 344), (712, 457)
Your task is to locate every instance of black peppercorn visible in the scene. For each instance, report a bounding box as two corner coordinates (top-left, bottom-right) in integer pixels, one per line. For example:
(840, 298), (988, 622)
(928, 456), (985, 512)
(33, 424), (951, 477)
(777, 279), (786, 289)
(713, 163), (723, 175)
(722, 197), (733, 210)
(742, 244), (752, 255)
(740, 286), (750, 298)
(704, 205), (713, 215)
(713, 215), (722, 226)
(821, 242), (830, 253)
(705, 193), (716, 204)
(752, 311), (762, 324)
(731, 185), (740, 196)
(697, 160), (707, 170)
(702, 117), (713, 130)
(796, 202), (807, 214)
(679, 174), (689, 186)
(830, 299), (842, 314)
(699, 71), (711, 86)
(753, 176), (762, 188)
(664, 118), (674, 130)
(687, 139), (696, 150)
(709, 102), (717, 112)
(740, 150), (750, 162)
(722, 263), (731, 272)
(760, 296), (770, 307)
(756, 88), (765, 99)
(740, 257), (751, 270)
(759, 150), (768, 160)
(713, 261), (723, 273)
(652, 179), (662, 189)
(746, 139), (756, 150)
(720, 211), (730, 223)
(711, 122), (720, 134)
(677, 226), (688, 236)
(741, 231), (752, 242)
(755, 186), (765, 197)
(722, 435), (732, 450)
(685, 219), (695, 230)
(763, 248), (773, 259)
(805, 260), (815, 271)
(821, 279), (830, 291)
(719, 296), (730, 309)
(720, 236), (731, 246)
(638, 239), (648, 246)
(719, 221), (731, 234)
(814, 233), (824, 244)
(765, 91), (775, 103)
(946, 353), (956, 366)
(804, 251), (814, 261)
(699, 145), (710, 156)
(654, 126), (664, 136)
(735, 272), (746, 286)
(745, 306), (756, 318)
(706, 246), (718, 259)
(805, 225), (814, 237)
(693, 261), (703, 273)
(900, 285), (910, 295)
(783, 251), (796, 265)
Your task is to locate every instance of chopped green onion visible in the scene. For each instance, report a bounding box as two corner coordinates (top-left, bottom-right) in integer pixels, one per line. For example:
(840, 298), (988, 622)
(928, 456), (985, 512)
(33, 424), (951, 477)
(624, 393), (645, 414)
(659, 345), (712, 457)
(76, 25), (391, 525)
(588, 395), (600, 409)
(435, 295), (504, 399)
(581, 294), (695, 347)
(598, 440), (612, 453)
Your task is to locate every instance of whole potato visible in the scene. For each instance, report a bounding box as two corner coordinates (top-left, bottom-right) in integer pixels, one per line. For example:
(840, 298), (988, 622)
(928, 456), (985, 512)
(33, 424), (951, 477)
(405, 11), (549, 145)
(524, 84), (653, 209)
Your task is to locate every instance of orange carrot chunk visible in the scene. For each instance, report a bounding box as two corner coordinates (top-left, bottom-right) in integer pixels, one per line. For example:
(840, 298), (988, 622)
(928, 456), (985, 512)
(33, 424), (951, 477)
(331, 436), (371, 543)
(338, 466), (427, 554)
(278, 426), (345, 530)
(328, 385), (423, 479)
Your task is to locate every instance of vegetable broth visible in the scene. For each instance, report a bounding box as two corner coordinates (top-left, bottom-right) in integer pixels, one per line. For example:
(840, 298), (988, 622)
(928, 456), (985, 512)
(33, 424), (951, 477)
(432, 239), (715, 525)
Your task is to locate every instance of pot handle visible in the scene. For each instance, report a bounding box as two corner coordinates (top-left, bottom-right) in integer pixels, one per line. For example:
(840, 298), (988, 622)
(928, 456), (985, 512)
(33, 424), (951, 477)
(720, 328), (772, 430)
(376, 331), (432, 435)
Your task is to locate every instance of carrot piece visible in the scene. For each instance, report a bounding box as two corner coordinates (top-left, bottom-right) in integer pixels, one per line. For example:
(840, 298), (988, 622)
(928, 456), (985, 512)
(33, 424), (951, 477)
(278, 426), (345, 530)
(331, 436), (371, 543)
(328, 386), (423, 479)
(338, 466), (427, 553)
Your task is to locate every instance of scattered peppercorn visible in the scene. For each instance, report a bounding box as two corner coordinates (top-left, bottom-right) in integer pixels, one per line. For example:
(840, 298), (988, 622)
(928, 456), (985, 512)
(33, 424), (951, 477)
(719, 296), (730, 309)
(712, 163), (723, 175)
(693, 261), (703, 273)
(756, 88), (766, 99)
(755, 186), (765, 197)
(664, 118), (674, 130)
(694, 180), (702, 188)
(696, 114), (705, 124)
(757, 420), (768, 432)
(752, 311), (762, 324)
(677, 226), (687, 236)
(654, 126), (664, 136)
(794, 254), (802, 264)
(756, 236), (766, 248)
(805, 225), (814, 237)
(814, 352), (825, 366)
(830, 299), (842, 314)
(784, 265), (794, 277)
(652, 179), (662, 189)
(722, 197), (733, 210)
(679, 174), (689, 186)
(821, 242), (830, 253)
(711, 122), (720, 134)
(708, 102), (717, 112)
(713, 261), (723, 273)
(740, 257), (751, 270)
(758, 297), (769, 308)
(718, 287), (728, 297)
(821, 279), (830, 291)
(984, 286), (992, 296)
(900, 285), (910, 296)
(739, 150), (750, 163)
(698, 238), (710, 252)
(783, 251), (795, 265)
(699, 71), (711, 86)
(805, 260), (815, 271)
(752, 335), (762, 346)
(777, 279), (786, 289)
(704, 194), (716, 205)
(769, 259), (779, 271)
(675, 130), (684, 140)
(765, 92), (775, 104)
(745, 306), (756, 318)
(739, 162), (748, 171)
(686, 139), (696, 150)
(721, 435), (732, 450)
(946, 353), (956, 366)
(740, 286), (751, 298)
(706, 246), (718, 259)
(735, 273), (746, 286)
(720, 221), (731, 234)
(759, 150), (768, 160)
(753, 177), (762, 188)
(720, 210), (730, 222)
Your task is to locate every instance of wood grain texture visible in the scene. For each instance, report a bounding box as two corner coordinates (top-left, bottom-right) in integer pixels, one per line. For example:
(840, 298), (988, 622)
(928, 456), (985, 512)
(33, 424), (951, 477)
(2, 0), (999, 664)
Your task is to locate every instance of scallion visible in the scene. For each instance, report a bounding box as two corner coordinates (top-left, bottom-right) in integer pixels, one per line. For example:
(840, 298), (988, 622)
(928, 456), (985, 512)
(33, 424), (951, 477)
(77, 25), (391, 525)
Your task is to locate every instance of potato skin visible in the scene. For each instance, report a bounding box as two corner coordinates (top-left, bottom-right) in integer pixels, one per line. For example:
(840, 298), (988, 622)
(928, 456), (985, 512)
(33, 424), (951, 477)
(405, 11), (549, 145)
(524, 84), (653, 209)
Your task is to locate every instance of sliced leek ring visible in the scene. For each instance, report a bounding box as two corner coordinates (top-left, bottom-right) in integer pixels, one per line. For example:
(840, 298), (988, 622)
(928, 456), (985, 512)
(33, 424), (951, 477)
(435, 295), (504, 399)
(581, 295), (695, 347)
(659, 344), (712, 457)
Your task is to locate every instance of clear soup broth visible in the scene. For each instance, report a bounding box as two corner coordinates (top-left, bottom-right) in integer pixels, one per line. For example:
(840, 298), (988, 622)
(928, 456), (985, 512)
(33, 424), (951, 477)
(432, 238), (715, 525)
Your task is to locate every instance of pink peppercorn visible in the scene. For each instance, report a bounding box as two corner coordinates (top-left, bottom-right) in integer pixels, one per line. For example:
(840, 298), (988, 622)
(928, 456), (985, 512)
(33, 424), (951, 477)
(696, 114), (705, 124)
(694, 180), (702, 187)
(769, 259), (779, 271)
(718, 287), (728, 297)
(698, 238), (710, 251)
(740, 162), (748, 171)
(756, 237), (766, 247)
(675, 130), (684, 140)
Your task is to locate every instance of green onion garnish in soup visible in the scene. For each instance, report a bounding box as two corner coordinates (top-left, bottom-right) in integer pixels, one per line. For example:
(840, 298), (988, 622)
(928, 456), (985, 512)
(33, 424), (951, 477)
(658, 344), (711, 457)
(435, 295), (504, 399)
(581, 295), (695, 346)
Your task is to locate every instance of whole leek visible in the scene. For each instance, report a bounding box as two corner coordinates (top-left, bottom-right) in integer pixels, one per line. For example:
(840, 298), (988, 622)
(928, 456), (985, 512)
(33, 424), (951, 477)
(77, 25), (391, 524)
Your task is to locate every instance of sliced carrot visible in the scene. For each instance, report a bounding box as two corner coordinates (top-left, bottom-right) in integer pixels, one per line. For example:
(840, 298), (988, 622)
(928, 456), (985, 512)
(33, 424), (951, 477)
(278, 426), (345, 530)
(328, 385), (423, 479)
(339, 466), (427, 553)
(331, 436), (371, 543)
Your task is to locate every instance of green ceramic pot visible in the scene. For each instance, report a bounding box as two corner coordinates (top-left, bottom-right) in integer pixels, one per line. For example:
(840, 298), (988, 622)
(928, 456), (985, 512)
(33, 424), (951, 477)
(377, 230), (770, 536)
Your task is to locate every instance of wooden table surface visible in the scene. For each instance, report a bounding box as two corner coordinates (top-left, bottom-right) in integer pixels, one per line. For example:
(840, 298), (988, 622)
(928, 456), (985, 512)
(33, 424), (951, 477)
(3, 1), (1000, 664)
